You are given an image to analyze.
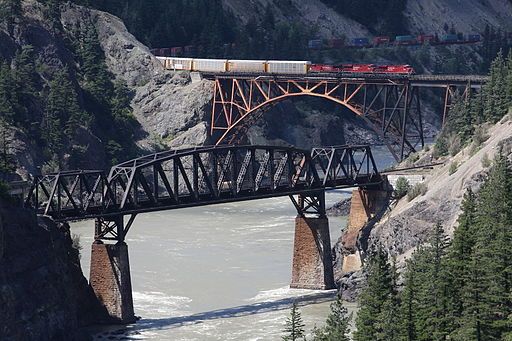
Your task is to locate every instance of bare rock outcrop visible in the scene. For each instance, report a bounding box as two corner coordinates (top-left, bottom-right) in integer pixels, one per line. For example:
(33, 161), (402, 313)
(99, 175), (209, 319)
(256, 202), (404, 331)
(0, 202), (109, 340)
(369, 116), (512, 260)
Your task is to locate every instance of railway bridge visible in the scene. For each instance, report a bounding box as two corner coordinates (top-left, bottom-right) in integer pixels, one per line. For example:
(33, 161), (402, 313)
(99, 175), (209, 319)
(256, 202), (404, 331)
(205, 72), (488, 161)
(25, 145), (385, 323)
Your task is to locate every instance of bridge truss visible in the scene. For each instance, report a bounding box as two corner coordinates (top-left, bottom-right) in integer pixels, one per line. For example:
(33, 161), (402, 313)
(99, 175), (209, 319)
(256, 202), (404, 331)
(208, 74), (487, 161)
(25, 145), (381, 241)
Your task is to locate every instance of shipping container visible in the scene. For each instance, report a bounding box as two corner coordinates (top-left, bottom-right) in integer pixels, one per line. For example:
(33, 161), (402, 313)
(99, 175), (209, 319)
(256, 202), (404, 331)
(308, 39), (324, 50)
(267, 61), (311, 74)
(227, 60), (266, 73)
(373, 36), (390, 46)
(170, 47), (184, 57)
(441, 34), (459, 42)
(467, 34), (481, 42)
(325, 38), (345, 49)
(160, 48), (171, 57)
(183, 45), (196, 56)
(395, 35), (416, 45)
(351, 37), (370, 47)
(192, 59), (228, 72)
(417, 35), (436, 44)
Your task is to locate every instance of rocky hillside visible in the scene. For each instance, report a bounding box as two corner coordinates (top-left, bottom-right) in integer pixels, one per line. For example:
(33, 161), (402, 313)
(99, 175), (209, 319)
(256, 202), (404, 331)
(0, 201), (108, 340)
(367, 114), (512, 259)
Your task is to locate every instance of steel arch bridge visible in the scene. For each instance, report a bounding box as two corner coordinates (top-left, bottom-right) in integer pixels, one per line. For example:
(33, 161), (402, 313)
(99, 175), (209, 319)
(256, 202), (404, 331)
(206, 73), (487, 161)
(25, 145), (381, 241)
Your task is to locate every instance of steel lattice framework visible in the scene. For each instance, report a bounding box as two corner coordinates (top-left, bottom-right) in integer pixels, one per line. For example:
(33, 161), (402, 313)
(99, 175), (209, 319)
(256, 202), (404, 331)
(25, 145), (381, 241)
(208, 74), (487, 161)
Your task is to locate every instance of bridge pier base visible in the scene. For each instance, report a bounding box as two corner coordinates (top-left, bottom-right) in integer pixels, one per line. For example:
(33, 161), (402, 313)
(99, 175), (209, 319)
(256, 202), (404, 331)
(89, 241), (136, 324)
(291, 216), (336, 290)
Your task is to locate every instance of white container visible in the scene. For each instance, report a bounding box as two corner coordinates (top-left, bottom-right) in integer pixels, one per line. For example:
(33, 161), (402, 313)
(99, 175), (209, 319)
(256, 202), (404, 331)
(267, 61), (311, 74)
(157, 57), (194, 71)
(192, 59), (228, 72)
(227, 60), (266, 73)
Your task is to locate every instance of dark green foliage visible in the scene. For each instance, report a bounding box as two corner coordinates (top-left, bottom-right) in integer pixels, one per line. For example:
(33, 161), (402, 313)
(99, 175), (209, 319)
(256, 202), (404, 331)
(354, 246), (400, 341)
(435, 50), (512, 158)
(282, 302), (306, 341)
(312, 294), (351, 341)
(320, 0), (408, 36)
(394, 177), (410, 199)
(0, 118), (15, 177)
(387, 152), (512, 341)
(0, 0), (22, 31)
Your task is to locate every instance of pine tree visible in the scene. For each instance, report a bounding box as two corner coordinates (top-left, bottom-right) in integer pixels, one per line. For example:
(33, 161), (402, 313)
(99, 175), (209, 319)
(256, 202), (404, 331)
(446, 188), (478, 336)
(0, 62), (16, 122)
(354, 246), (396, 341)
(399, 258), (418, 341)
(312, 294), (351, 341)
(470, 149), (512, 340)
(283, 302), (306, 341)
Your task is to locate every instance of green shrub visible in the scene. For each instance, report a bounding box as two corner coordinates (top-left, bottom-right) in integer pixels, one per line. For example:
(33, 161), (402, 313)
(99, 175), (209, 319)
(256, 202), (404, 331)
(472, 126), (489, 146)
(481, 152), (492, 168)
(407, 182), (428, 201)
(449, 162), (459, 175)
(394, 177), (410, 199)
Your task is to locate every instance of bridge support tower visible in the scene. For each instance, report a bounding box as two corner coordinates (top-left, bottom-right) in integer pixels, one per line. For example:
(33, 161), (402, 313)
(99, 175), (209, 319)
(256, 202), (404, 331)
(290, 192), (335, 290)
(89, 215), (137, 324)
(341, 187), (389, 273)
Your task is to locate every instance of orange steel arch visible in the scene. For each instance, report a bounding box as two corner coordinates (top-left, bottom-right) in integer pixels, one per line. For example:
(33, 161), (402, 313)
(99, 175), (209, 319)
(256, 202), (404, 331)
(210, 77), (421, 161)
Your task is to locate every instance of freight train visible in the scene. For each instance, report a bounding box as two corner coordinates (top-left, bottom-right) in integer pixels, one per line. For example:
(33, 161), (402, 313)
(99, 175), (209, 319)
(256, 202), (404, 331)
(150, 32), (484, 58)
(156, 57), (415, 75)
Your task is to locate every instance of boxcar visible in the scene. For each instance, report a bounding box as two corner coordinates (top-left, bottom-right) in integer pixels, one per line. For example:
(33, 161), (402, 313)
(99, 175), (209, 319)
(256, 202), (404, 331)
(227, 60), (266, 73)
(192, 59), (228, 72)
(158, 57), (193, 71)
(308, 39), (324, 50)
(395, 35), (416, 45)
(267, 61), (311, 74)
(373, 36), (390, 46)
(351, 37), (370, 47)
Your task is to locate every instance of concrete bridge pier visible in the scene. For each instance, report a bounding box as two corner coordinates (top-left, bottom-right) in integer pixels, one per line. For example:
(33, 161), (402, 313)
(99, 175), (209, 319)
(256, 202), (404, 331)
(89, 217), (136, 324)
(290, 193), (336, 290)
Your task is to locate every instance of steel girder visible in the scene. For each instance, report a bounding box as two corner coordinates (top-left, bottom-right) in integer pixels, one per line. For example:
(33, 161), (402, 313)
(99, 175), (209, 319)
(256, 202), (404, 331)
(25, 145), (382, 238)
(210, 77), (425, 161)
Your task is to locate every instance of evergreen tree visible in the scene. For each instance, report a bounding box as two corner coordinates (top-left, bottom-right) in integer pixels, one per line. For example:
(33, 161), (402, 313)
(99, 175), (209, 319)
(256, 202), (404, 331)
(0, 62), (15, 122)
(0, 118), (15, 179)
(470, 149), (512, 340)
(354, 246), (397, 341)
(399, 258), (418, 341)
(312, 294), (351, 341)
(283, 302), (306, 341)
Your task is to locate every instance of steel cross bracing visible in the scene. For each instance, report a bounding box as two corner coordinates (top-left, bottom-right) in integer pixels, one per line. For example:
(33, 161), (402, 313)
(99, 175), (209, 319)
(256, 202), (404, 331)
(25, 145), (381, 240)
(207, 73), (487, 161)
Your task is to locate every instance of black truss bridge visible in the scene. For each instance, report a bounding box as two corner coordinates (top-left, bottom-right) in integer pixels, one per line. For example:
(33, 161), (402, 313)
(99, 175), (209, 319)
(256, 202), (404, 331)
(24, 145), (381, 227)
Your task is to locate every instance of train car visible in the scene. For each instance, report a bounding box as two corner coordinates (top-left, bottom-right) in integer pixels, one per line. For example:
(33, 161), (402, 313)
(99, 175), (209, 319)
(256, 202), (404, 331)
(374, 64), (415, 74)
(183, 45), (197, 56)
(308, 39), (324, 50)
(417, 34), (436, 44)
(158, 57), (194, 71)
(192, 59), (228, 72)
(351, 37), (370, 47)
(341, 64), (375, 73)
(310, 64), (340, 73)
(227, 60), (266, 73)
(170, 47), (184, 57)
(441, 34), (459, 43)
(395, 35), (417, 45)
(160, 48), (171, 57)
(373, 36), (390, 46)
(467, 34), (481, 42)
(325, 38), (345, 49)
(267, 61), (311, 74)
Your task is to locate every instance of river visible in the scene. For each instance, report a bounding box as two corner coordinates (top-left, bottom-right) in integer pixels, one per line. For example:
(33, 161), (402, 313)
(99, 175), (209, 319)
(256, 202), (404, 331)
(72, 146), (396, 340)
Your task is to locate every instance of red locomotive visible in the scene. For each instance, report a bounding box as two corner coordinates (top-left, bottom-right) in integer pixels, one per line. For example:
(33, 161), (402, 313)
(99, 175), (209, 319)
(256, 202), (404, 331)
(309, 63), (415, 75)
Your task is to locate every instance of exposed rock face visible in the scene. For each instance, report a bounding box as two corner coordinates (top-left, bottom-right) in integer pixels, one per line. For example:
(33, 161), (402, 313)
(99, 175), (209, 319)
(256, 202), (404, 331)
(0, 202), (109, 340)
(335, 116), (512, 300)
(406, 0), (512, 34)
(60, 4), (214, 150)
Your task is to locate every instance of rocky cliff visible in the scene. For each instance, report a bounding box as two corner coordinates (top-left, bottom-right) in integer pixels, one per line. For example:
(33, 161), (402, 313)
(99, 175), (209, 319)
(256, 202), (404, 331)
(0, 201), (108, 340)
(336, 113), (512, 299)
